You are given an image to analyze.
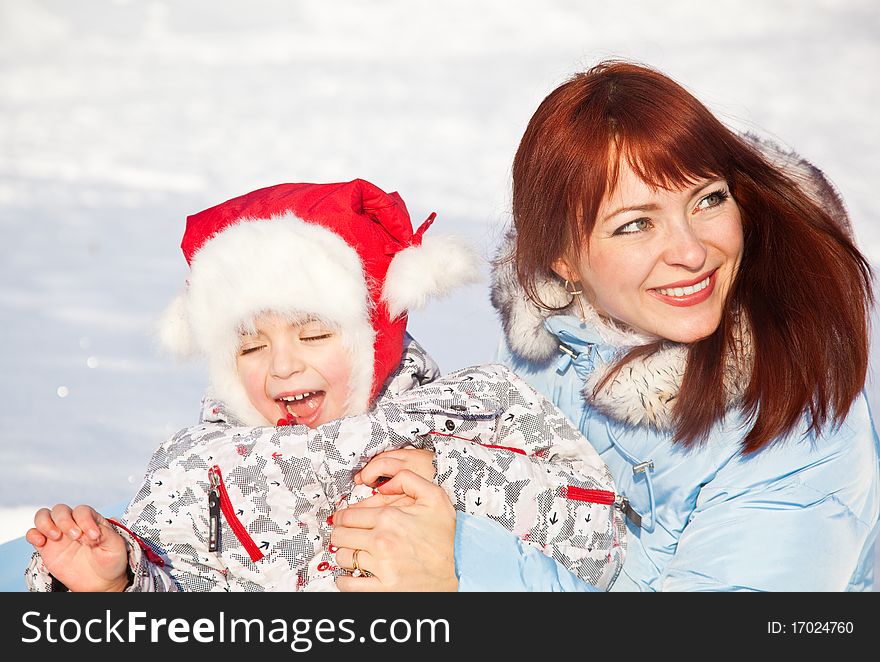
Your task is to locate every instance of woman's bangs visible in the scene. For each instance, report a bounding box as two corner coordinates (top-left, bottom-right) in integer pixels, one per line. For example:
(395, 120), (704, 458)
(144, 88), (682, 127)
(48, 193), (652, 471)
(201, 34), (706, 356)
(619, 131), (728, 192)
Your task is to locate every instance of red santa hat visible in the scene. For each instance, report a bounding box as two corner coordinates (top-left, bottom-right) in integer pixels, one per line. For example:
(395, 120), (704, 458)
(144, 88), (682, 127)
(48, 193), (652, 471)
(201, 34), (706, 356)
(158, 179), (479, 426)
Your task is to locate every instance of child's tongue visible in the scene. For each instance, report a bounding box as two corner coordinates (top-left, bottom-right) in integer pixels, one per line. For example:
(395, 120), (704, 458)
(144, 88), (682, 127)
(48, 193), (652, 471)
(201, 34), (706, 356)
(283, 392), (324, 421)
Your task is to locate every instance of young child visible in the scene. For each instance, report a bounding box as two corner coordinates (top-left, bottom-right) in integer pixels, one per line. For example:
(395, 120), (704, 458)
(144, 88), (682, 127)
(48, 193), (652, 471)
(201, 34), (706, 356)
(26, 179), (626, 592)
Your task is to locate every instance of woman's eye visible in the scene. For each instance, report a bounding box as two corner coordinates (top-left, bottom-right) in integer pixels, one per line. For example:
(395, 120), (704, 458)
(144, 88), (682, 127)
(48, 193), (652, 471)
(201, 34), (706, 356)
(239, 344), (265, 355)
(614, 218), (651, 235)
(694, 189), (729, 212)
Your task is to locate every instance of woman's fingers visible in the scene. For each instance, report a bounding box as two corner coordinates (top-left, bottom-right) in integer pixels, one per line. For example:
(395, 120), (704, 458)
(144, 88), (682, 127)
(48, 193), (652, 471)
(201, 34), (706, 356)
(377, 469), (444, 502)
(355, 456), (404, 487)
(331, 505), (384, 530)
(334, 546), (374, 573)
(355, 449), (437, 486)
(349, 492), (416, 509)
(329, 525), (376, 553)
(335, 548), (384, 591)
(331, 471), (457, 591)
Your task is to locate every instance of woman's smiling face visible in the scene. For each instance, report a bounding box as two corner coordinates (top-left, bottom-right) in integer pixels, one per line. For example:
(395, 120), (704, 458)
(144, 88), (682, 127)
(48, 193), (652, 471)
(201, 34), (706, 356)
(555, 159), (744, 343)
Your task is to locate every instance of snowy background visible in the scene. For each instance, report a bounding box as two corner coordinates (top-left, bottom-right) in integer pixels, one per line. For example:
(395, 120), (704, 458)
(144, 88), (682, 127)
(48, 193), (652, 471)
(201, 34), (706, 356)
(1, 0), (878, 571)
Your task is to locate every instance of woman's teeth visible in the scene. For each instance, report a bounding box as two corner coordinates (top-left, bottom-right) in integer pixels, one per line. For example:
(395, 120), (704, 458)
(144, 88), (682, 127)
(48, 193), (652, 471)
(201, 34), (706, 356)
(656, 275), (710, 297)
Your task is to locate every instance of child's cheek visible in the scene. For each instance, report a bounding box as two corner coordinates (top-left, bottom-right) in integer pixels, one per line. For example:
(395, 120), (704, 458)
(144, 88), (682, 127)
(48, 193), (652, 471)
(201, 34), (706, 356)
(238, 361), (269, 406)
(327, 361), (354, 402)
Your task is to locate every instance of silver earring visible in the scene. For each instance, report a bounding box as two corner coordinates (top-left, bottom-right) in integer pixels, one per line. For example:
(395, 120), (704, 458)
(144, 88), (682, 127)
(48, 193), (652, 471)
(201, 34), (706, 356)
(564, 280), (588, 323)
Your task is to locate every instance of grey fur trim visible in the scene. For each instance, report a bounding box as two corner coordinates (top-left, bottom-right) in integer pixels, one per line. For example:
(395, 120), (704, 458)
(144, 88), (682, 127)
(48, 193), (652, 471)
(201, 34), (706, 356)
(742, 133), (852, 237)
(489, 230), (570, 363)
(584, 343), (686, 430)
(584, 315), (752, 431)
(490, 231), (651, 364)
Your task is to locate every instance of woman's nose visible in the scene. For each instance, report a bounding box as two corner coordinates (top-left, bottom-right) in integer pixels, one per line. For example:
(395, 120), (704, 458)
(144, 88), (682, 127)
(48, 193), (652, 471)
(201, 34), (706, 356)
(662, 218), (707, 270)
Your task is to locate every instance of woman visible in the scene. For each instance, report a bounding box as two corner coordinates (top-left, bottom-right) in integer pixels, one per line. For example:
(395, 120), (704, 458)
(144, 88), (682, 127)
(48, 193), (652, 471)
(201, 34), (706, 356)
(331, 61), (880, 591)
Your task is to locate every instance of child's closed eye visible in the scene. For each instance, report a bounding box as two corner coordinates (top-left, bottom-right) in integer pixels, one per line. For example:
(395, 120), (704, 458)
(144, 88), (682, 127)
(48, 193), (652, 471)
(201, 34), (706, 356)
(301, 333), (333, 342)
(239, 344), (265, 355)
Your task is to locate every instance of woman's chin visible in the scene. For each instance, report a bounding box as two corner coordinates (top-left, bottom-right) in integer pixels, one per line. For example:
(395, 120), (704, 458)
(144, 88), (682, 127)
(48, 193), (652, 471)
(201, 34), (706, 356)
(656, 323), (720, 344)
(641, 312), (723, 344)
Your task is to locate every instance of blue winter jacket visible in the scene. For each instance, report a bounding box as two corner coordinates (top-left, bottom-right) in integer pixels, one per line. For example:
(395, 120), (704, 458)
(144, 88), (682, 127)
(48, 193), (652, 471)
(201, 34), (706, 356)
(454, 314), (880, 591)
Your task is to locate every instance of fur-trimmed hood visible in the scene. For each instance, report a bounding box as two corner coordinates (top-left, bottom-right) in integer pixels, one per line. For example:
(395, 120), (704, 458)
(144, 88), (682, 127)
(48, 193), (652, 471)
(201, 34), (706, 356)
(490, 134), (852, 431)
(157, 180), (480, 427)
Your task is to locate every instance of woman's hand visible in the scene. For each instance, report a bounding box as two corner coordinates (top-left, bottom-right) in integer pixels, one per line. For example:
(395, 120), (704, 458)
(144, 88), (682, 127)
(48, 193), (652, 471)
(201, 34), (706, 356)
(26, 504), (130, 592)
(353, 448), (436, 487)
(332, 469), (458, 592)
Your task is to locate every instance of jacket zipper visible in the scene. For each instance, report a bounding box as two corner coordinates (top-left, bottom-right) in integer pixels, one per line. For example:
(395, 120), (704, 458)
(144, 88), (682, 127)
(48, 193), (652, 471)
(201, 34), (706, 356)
(107, 518), (166, 567)
(208, 465), (265, 563)
(613, 493), (642, 528)
(563, 486), (641, 525)
(431, 430), (628, 516)
(563, 485), (616, 505)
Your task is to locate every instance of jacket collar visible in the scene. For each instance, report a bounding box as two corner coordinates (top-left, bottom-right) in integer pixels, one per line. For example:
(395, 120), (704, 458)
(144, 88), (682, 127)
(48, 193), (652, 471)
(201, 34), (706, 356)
(543, 314), (692, 431)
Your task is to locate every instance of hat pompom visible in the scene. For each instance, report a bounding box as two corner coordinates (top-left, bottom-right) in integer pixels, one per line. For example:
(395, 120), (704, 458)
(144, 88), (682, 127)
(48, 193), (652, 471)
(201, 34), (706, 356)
(156, 292), (195, 358)
(382, 234), (483, 319)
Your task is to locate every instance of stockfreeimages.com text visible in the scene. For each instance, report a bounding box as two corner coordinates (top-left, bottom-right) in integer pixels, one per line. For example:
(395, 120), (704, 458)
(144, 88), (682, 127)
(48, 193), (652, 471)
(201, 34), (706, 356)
(21, 610), (450, 651)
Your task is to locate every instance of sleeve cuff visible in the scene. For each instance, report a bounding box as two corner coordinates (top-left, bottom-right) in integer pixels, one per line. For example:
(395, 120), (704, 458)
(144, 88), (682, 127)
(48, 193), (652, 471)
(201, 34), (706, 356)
(453, 512), (600, 592)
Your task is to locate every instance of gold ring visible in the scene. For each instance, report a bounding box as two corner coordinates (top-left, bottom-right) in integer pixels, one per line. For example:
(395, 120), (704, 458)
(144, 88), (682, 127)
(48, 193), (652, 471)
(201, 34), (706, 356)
(351, 548), (363, 577)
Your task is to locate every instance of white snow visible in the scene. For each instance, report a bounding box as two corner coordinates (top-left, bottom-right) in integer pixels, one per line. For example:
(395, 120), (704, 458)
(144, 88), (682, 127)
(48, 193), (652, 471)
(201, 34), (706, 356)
(1, 0), (878, 582)
(0, 507), (42, 546)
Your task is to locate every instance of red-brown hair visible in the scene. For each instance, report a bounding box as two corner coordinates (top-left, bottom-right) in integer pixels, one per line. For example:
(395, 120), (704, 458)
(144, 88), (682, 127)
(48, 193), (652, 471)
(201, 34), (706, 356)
(511, 61), (873, 453)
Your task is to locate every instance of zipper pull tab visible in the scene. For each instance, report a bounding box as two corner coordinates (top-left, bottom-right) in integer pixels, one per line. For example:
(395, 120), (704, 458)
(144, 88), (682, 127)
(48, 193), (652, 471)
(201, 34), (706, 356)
(614, 494), (642, 529)
(208, 467), (221, 552)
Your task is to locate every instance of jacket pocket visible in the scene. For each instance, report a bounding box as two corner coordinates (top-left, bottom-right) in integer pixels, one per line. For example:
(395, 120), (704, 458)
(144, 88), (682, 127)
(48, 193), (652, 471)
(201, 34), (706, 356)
(208, 465), (265, 563)
(398, 394), (502, 421)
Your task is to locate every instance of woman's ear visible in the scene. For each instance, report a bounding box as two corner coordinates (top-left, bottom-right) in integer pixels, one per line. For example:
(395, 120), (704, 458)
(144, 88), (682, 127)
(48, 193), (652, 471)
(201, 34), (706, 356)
(551, 258), (575, 282)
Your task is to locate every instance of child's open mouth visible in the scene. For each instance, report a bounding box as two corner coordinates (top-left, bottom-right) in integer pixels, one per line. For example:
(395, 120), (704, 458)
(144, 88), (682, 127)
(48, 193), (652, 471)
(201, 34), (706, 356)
(275, 391), (326, 427)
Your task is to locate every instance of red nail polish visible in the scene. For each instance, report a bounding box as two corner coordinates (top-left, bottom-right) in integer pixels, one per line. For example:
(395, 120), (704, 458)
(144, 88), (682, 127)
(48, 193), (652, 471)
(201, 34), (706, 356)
(328, 545), (338, 553)
(326, 514), (333, 525)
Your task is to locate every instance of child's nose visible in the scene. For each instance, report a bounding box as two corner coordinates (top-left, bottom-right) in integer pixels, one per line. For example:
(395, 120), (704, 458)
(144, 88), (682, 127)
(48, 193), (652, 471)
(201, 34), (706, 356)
(269, 348), (306, 379)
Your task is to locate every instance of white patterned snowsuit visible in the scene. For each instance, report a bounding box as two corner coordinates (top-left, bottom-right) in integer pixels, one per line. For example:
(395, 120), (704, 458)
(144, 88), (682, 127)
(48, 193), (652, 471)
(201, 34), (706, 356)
(27, 339), (625, 591)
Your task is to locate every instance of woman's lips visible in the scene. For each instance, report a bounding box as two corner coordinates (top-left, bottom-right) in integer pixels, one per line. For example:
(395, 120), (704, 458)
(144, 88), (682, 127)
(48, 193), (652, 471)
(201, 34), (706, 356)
(649, 269), (717, 307)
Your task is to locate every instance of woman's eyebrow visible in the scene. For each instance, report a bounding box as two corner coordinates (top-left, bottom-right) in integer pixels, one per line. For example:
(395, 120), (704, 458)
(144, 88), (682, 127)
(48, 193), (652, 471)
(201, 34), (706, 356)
(602, 202), (660, 223)
(689, 179), (723, 198)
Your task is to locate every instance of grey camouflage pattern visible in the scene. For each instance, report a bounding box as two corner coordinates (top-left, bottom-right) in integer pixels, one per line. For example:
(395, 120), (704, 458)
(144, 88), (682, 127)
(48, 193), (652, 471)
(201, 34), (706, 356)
(27, 338), (624, 591)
